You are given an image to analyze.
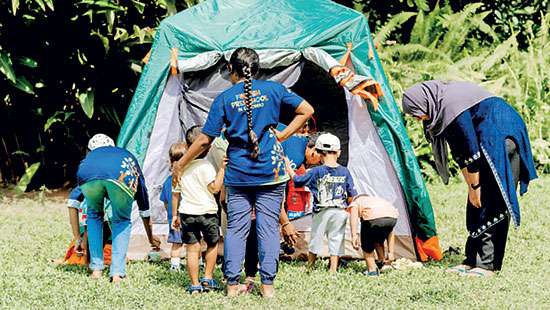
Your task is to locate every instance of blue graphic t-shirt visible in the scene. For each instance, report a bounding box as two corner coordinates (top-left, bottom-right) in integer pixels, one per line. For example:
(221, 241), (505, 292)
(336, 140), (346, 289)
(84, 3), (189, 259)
(77, 146), (150, 215)
(293, 165), (357, 212)
(159, 176), (173, 220)
(203, 80), (304, 186)
(278, 123), (308, 170)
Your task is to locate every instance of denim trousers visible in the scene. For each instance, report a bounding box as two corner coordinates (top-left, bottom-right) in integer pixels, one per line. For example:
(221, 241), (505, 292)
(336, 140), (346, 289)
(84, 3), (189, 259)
(224, 184), (285, 285)
(81, 179), (133, 277)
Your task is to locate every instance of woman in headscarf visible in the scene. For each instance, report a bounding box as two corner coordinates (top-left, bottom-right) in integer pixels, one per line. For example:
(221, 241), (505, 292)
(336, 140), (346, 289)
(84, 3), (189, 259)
(402, 80), (537, 277)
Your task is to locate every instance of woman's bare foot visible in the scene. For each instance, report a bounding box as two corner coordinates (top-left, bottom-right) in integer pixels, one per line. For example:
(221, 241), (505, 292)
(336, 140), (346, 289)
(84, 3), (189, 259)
(90, 270), (102, 279)
(226, 284), (240, 297)
(260, 284), (275, 298)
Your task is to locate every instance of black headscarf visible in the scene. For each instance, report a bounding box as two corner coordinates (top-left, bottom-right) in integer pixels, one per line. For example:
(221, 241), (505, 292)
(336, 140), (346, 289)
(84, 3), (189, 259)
(402, 80), (494, 183)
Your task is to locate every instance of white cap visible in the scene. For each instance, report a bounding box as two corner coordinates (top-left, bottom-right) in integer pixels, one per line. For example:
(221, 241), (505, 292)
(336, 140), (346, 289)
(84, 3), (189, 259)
(87, 133), (115, 151)
(315, 133), (340, 152)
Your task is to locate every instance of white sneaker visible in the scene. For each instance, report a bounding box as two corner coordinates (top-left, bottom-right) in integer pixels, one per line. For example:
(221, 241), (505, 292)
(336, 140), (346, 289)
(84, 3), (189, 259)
(169, 265), (180, 272)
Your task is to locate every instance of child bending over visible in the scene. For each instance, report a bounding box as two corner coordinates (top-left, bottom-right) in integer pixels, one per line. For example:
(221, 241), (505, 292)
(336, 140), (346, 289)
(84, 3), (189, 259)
(160, 142), (187, 271)
(172, 126), (225, 294)
(286, 133), (357, 272)
(350, 194), (398, 276)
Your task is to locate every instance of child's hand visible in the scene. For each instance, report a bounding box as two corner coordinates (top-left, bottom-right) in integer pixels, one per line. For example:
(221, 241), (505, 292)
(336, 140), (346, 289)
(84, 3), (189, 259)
(273, 128), (285, 142)
(75, 238), (84, 255)
(282, 222), (299, 246)
(352, 234), (360, 250)
(283, 157), (294, 177)
(171, 216), (181, 230)
(150, 235), (161, 251)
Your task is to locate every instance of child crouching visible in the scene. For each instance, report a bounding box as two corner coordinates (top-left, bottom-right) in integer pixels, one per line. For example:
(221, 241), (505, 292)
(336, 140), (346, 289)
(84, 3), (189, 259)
(171, 126), (225, 294)
(286, 133), (357, 272)
(350, 194), (398, 276)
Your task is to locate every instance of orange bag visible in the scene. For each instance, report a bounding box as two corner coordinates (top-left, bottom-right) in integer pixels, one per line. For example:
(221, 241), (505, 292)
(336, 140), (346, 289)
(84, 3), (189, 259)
(64, 240), (88, 266)
(103, 244), (112, 266)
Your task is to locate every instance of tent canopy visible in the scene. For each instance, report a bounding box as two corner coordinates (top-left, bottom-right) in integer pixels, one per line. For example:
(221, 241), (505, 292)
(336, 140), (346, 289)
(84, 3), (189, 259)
(119, 0), (441, 260)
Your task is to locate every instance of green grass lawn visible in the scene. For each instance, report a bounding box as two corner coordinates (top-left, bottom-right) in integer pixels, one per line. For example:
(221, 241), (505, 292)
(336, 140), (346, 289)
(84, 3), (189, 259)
(1, 177), (549, 309)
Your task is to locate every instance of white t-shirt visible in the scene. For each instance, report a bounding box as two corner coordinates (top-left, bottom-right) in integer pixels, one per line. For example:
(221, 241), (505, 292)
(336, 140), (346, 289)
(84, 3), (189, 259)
(173, 159), (218, 215)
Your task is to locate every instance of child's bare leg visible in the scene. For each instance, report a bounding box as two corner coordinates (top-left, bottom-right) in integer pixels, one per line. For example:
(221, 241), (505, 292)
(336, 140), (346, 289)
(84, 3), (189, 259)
(387, 232), (395, 261)
(203, 243), (218, 280)
(186, 243), (201, 286)
(374, 243), (385, 261)
(329, 256), (339, 273)
(364, 251), (377, 272)
(307, 252), (317, 269)
(169, 243), (182, 270)
(171, 243), (182, 258)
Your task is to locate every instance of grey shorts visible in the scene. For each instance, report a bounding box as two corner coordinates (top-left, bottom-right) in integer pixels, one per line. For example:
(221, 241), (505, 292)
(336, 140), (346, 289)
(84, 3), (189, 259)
(309, 208), (348, 256)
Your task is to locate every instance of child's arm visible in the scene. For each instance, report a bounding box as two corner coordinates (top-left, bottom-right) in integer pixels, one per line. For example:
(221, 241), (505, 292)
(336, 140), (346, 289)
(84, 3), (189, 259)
(285, 157), (313, 186)
(208, 164), (225, 194)
(349, 204), (360, 250)
(280, 207), (298, 246)
(67, 187), (83, 248)
(171, 191), (181, 230)
(68, 208), (81, 244)
(208, 156), (227, 194)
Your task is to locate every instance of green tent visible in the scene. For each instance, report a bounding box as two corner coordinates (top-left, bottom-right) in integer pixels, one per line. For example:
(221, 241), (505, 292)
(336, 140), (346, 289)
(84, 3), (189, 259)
(119, 0), (442, 261)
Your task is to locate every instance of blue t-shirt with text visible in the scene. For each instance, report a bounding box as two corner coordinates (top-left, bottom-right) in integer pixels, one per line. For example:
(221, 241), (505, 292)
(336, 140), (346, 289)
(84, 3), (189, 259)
(203, 80), (304, 186)
(293, 165), (357, 212)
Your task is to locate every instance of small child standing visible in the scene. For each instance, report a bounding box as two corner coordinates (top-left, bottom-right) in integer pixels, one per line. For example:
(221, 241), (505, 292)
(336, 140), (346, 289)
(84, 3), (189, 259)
(160, 142), (187, 271)
(171, 126), (225, 294)
(349, 194), (399, 276)
(286, 133), (357, 272)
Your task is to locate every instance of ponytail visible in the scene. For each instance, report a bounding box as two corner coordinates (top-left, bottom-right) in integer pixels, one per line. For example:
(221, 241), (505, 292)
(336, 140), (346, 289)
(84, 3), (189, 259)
(242, 66), (259, 159)
(229, 47), (260, 159)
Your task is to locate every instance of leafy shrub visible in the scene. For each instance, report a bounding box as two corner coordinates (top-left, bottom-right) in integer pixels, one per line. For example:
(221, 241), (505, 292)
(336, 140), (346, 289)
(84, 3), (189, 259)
(375, 3), (550, 178)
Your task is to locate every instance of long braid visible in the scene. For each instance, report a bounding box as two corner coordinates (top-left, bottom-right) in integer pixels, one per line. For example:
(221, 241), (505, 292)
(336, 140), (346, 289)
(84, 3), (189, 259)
(242, 65), (259, 159)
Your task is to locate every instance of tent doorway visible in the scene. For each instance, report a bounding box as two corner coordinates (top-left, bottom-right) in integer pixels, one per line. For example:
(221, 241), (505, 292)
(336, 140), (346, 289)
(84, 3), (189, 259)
(288, 60), (349, 165)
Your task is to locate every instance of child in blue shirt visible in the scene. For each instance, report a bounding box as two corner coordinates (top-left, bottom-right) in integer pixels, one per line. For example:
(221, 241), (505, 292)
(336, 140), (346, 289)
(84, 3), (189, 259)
(286, 133), (357, 273)
(159, 142), (187, 271)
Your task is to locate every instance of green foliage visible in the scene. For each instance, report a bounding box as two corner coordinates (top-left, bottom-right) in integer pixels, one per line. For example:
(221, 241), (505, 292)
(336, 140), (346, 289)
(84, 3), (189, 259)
(375, 3), (550, 176)
(2, 178), (550, 307)
(373, 12), (417, 47)
(14, 162), (40, 195)
(78, 90), (95, 119)
(0, 0), (200, 187)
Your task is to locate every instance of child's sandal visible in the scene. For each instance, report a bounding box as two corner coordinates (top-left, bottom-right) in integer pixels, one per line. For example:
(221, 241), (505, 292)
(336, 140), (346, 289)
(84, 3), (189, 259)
(187, 285), (204, 295)
(200, 278), (220, 292)
(363, 268), (380, 277)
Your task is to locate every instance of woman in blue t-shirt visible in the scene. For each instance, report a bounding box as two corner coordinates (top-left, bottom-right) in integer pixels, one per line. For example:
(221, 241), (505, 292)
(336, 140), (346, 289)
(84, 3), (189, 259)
(173, 47), (314, 297)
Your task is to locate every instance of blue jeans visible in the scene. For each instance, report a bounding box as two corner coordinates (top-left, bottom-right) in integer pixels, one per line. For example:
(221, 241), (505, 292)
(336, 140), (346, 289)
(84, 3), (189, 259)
(81, 180), (133, 277)
(224, 184), (285, 285)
